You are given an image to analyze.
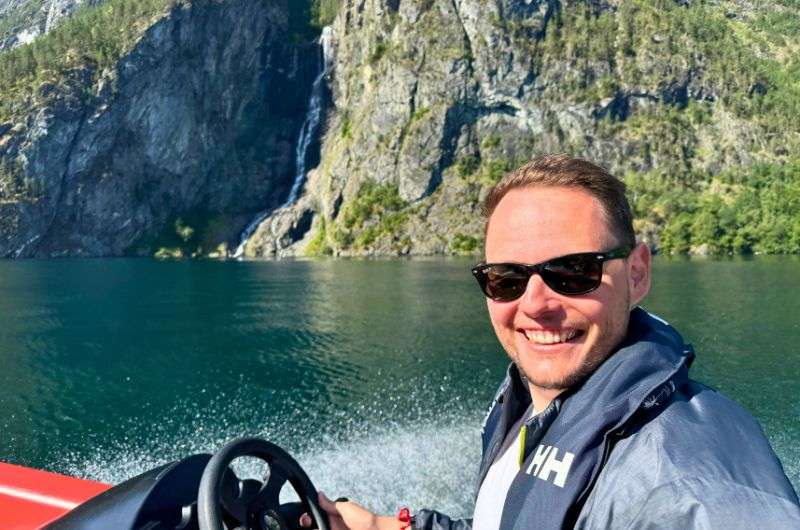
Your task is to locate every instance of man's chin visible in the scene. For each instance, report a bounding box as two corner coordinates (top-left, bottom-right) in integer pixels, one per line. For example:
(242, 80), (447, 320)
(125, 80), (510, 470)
(517, 363), (591, 393)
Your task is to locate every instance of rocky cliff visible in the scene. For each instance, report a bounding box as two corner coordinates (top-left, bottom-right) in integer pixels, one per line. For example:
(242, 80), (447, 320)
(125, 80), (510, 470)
(247, 0), (798, 257)
(0, 0), (318, 257)
(0, 0), (104, 50)
(1, 0), (798, 258)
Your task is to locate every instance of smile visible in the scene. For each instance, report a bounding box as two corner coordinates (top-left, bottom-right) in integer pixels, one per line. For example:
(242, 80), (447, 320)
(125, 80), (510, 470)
(522, 329), (582, 345)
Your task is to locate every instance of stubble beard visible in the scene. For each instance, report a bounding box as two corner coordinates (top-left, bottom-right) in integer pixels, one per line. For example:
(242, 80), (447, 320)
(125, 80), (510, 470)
(514, 294), (632, 393)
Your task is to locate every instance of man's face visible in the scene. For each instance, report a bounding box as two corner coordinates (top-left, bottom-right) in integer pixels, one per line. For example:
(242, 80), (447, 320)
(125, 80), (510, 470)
(484, 185), (650, 394)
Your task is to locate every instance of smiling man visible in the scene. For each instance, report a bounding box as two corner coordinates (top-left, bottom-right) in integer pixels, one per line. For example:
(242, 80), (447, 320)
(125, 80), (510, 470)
(316, 155), (800, 530)
(477, 178), (645, 414)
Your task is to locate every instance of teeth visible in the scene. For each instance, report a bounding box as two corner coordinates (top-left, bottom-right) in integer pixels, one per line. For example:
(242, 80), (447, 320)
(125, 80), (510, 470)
(524, 329), (578, 344)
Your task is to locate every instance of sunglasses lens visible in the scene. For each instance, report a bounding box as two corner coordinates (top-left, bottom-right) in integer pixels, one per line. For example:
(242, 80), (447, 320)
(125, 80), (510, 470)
(474, 249), (621, 300)
(478, 265), (529, 302)
(541, 254), (602, 294)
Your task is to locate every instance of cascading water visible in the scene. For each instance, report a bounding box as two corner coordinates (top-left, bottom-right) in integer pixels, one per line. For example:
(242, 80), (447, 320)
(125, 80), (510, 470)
(232, 27), (334, 258)
(284, 26), (334, 207)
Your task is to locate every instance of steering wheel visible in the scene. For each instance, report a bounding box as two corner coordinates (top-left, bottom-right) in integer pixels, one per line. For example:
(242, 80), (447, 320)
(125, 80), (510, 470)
(197, 437), (330, 530)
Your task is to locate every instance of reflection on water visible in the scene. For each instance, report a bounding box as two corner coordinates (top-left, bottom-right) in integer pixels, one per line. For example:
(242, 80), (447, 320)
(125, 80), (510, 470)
(0, 257), (797, 515)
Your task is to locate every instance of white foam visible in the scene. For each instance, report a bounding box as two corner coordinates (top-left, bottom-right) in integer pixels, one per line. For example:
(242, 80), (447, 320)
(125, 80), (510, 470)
(294, 420), (479, 516)
(59, 391), (481, 519)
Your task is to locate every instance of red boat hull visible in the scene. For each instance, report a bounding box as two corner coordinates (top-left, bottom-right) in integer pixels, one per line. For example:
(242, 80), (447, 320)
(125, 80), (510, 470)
(0, 462), (110, 529)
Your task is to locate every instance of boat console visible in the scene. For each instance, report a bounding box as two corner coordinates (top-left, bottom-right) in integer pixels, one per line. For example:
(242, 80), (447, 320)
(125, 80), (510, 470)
(0, 437), (328, 530)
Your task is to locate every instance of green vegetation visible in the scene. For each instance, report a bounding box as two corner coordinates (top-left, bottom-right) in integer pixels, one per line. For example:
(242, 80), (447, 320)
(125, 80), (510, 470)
(576, 0), (800, 255)
(527, 0), (799, 144)
(410, 106), (430, 123)
(455, 155), (480, 179)
(174, 217), (194, 243)
(480, 159), (513, 184)
(446, 0), (800, 255)
(288, 0), (342, 41)
(480, 135), (501, 150)
(627, 161), (800, 255)
(4, 0), (800, 256)
(0, 0), (176, 123)
(457, 156), (513, 185)
(304, 217), (333, 256)
(0, 0), (46, 45)
(339, 113), (352, 139)
(142, 210), (230, 258)
(331, 181), (409, 251)
(0, 0), (345, 122)
(311, 0), (341, 28)
(537, 1), (767, 107)
(370, 38), (389, 64)
(450, 233), (479, 254)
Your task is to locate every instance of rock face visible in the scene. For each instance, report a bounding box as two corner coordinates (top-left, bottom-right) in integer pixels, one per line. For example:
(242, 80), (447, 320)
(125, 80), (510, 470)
(0, 0), (102, 50)
(243, 0), (796, 257)
(0, 0), (317, 257)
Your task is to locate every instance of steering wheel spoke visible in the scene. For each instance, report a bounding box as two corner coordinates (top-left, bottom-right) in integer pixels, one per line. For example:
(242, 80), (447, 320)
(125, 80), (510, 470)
(218, 470), (249, 525)
(254, 468), (287, 509)
(220, 477), (264, 525)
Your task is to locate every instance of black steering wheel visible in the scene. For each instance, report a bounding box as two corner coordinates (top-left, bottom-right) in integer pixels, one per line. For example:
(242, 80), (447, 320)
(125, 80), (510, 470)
(197, 437), (330, 530)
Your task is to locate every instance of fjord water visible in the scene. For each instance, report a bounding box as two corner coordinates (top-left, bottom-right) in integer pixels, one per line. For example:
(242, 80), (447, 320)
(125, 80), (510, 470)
(0, 258), (798, 515)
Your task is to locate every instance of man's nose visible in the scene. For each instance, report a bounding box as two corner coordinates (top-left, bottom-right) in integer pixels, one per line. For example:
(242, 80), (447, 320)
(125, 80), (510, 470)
(517, 273), (559, 316)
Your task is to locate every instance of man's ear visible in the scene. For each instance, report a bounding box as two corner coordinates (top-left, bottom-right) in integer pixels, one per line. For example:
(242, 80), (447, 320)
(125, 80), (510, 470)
(628, 242), (651, 307)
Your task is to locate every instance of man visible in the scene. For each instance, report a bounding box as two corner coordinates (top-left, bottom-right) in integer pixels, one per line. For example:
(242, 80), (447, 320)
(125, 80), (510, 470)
(310, 155), (800, 529)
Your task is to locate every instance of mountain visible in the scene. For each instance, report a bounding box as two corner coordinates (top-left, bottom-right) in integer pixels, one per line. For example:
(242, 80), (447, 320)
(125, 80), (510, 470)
(1, 0), (798, 258)
(0, 0), (103, 50)
(0, 0), (319, 257)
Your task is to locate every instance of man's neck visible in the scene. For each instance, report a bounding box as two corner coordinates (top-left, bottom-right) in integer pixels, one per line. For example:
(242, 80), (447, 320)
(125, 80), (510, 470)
(528, 383), (562, 413)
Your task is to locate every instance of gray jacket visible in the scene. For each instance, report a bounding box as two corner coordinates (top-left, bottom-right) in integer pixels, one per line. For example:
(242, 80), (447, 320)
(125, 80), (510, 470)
(575, 380), (800, 528)
(413, 309), (800, 529)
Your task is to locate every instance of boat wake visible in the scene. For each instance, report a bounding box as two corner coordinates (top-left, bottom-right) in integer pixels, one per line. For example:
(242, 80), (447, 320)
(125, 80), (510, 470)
(57, 391), (480, 518)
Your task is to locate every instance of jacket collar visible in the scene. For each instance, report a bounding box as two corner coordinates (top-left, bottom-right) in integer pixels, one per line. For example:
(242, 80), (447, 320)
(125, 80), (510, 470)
(500, 307), (694, 420)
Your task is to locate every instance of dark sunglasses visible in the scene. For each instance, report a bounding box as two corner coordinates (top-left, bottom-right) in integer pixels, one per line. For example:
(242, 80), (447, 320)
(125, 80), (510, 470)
(471, 245), (634, 301)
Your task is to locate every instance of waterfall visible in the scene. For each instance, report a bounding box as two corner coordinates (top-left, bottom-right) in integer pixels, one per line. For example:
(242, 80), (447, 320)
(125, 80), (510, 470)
(285, 26), (334, 207)
(232, 27), (334, 258)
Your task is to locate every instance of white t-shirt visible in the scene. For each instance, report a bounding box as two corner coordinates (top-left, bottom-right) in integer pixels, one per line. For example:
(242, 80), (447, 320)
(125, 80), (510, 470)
(472, 408), (535, 530)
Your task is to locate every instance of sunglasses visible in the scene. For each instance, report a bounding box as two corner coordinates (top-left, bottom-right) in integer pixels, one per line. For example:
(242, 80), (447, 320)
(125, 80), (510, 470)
(471, 245), (633, 301)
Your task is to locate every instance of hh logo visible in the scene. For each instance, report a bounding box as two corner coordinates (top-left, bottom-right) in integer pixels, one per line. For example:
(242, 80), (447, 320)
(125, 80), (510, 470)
(525, 445), (575, 488)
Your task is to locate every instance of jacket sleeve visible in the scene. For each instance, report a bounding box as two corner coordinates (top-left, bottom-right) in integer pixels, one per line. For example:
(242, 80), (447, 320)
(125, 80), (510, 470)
(412, 509), (472, 530)
(620, 477), (800, 530)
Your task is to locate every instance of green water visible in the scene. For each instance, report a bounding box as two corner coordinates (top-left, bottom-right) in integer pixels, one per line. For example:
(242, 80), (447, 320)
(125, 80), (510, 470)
(0, 257), (797, 515)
